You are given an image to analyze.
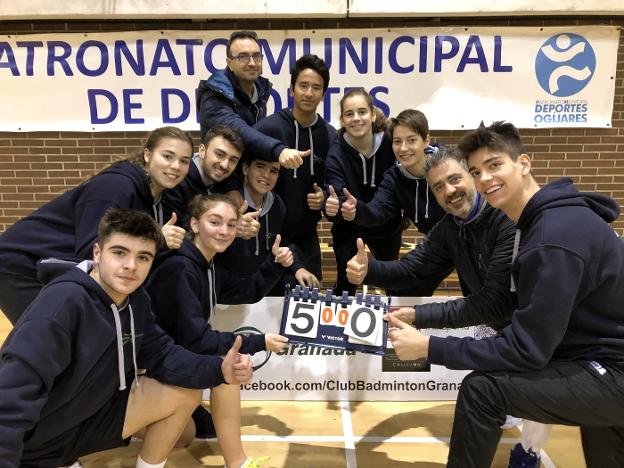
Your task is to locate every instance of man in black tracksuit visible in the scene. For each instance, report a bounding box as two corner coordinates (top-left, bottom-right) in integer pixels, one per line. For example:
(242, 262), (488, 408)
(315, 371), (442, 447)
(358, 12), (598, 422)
(388, 122), (624, 468)
(253, 54), (336, 290)
(347, 148), (516, 330)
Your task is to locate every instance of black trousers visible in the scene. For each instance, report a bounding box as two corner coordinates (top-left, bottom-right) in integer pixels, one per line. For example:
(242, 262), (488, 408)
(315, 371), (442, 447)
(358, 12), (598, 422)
(448, 360), (624, 468)
(331, 225), (402, 296)
(0, 271), (41, 324)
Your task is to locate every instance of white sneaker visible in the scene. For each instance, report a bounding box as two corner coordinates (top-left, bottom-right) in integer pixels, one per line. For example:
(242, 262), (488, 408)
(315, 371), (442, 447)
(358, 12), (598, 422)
(501, 415), (523, 429)
(59, 461), (83, 468)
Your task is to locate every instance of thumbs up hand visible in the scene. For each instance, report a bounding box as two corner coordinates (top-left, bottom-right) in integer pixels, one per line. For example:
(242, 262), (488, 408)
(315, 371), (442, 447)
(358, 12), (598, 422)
(346, 238), (369, 285)
(161, 212), (185, 250)
(325, 185), (340, 217)
(385, 314), (430, 361)
(222, 336), (253, 385)
(307, 183), (325, 211)
(340, 188), (358, 221)
(272, 234), (293, 267)
(237, 207), (261, 240)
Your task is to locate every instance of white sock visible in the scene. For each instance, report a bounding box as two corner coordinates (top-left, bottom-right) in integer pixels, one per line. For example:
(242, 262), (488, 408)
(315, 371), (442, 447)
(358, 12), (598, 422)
(521, 420), (553, 453)
(136, 455), (167, 468)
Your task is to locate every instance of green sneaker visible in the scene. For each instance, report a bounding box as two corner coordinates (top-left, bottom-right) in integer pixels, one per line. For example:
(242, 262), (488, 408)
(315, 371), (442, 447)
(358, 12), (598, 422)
(242, 456), (270, 468)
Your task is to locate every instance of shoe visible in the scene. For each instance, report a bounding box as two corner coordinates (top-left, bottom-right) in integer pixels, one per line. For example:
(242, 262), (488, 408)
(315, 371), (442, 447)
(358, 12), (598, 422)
(59, 461), (83, 468)
(242, 457), (270, 467)
(192, 405), (216, 438)
(501, 415), (523, 429)
(508, 442), (541, 468)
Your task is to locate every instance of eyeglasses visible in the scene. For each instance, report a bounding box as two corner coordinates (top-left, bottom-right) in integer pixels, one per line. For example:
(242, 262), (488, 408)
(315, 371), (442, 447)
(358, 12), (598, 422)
(229, 53), (264, 63)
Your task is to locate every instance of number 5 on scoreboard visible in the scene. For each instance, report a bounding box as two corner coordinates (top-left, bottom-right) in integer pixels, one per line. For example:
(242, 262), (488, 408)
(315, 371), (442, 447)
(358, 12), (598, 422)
(284, 298), (320, 338)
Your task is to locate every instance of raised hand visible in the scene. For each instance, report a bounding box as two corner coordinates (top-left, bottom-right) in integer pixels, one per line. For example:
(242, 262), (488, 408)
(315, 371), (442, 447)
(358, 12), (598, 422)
(265, 333), (289, 353)
(346, 238), (368, 285)
(236, 207), (261, 240)
(340, 188), (358, 221)
(385, 314), (430, 361)
(161, 212), (185, 250)
(307, 183), (325, 211)
(221, 335), (253, 385)
(325, 185), (340, 217)
(279, 148), (312, 169)
(272, 234), (293, 267)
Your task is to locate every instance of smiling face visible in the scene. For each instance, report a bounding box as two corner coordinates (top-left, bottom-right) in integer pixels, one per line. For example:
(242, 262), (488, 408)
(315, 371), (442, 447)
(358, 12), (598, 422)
(243, 159), (280, 199)
(466, 147), (533, 221)
(340, 94), (375, 141)
(199, 135), (242, 185)
(144, 137), (192, 197)
(226, 37), (262, 85)
(391, 124), (430, 177)
(427, 159), (478, 220)
(190, 201), (239, 260)
(91, 233), (156, 305)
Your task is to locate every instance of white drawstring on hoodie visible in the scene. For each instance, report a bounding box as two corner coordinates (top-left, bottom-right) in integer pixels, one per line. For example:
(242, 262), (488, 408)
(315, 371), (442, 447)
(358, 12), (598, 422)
(110, 302), (139, 391)
(152, 195), (164, 226)
(207, 262), (217, 322)
(292, 119), (316, 180)
(510, 229), (522, 293)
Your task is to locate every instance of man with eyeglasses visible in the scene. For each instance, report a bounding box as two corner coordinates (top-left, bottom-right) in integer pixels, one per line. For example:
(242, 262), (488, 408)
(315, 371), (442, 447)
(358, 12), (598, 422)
(198, 30), (311, 170)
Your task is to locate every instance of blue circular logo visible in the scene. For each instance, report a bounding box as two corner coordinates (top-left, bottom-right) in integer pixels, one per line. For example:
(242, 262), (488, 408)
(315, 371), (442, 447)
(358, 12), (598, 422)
(535, 33), (596, 97)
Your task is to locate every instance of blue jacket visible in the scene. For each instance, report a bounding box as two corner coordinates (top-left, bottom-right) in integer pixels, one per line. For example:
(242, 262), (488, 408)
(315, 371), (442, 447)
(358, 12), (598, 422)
(0, 161), (161, 278)
(367, 198), (516, 330)
(429, 178), (624, 371)
(147, 238), (284, 356)
(325, 131), (402, 239)
(353, 157), (446, 234)
(253, 108), (337, 240)
(0, 262), (226, 466)
(197, 69), (286, 161)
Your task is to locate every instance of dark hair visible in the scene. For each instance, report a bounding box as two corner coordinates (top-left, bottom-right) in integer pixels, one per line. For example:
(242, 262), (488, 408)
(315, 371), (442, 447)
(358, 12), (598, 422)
(290, 54), (330, 92)
(226, 30), (259, 57)
(424, 146), (468, 181)
(187, 194), (241, 240)
(388, 109), (429, 141)
(458, 121), (526, 162)
(97, 208), (164, 250)
(339, 88), (387, 133)
(202, 124), (245, 155)
(126, 126), (194, 169)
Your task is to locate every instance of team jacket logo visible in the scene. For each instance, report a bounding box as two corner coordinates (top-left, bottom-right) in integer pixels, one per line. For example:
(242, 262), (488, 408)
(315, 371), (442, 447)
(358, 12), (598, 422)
(535, 33), (596, 97)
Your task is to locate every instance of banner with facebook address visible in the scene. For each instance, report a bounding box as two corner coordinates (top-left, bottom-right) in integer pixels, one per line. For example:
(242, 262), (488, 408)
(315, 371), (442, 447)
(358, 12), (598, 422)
(0, 26), (618, 131)
(211, 296), (473, 401)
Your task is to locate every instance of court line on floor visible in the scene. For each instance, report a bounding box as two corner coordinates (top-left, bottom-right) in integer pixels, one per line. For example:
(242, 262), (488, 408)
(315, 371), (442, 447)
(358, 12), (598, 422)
(340, 400), (358, 468)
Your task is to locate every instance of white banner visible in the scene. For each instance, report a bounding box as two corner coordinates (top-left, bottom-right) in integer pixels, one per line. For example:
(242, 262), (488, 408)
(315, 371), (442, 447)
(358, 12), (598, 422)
(212, 296), (472, 401)
(0, 26), (618, 131)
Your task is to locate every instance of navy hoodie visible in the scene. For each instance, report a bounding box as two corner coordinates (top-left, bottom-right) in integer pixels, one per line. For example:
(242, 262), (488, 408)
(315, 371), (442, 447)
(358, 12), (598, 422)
(0, 262), (226, 466)
(428, 178), (624, 371)
(197, 69), (286, 160)
(253, 108), (337, 240)
(217, 187), (300, 277)
(353, 154), (446, 234)
(147, 238), (285, 356)
(325, 131), (402, 239)
(0, 161), (161, 277)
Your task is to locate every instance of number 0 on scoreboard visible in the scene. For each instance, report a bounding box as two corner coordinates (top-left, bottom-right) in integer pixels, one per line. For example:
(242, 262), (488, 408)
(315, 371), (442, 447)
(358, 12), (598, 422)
(280, 286), (389, 355)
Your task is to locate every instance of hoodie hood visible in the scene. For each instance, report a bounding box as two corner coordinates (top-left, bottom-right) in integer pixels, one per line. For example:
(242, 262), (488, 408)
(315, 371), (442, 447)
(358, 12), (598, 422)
(199, 69), (272, 107)
(105, 161), (162, 225)
(342, 131), (385, 187)
(37, 259), (139, 392)
(518, 177), (620, 231)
